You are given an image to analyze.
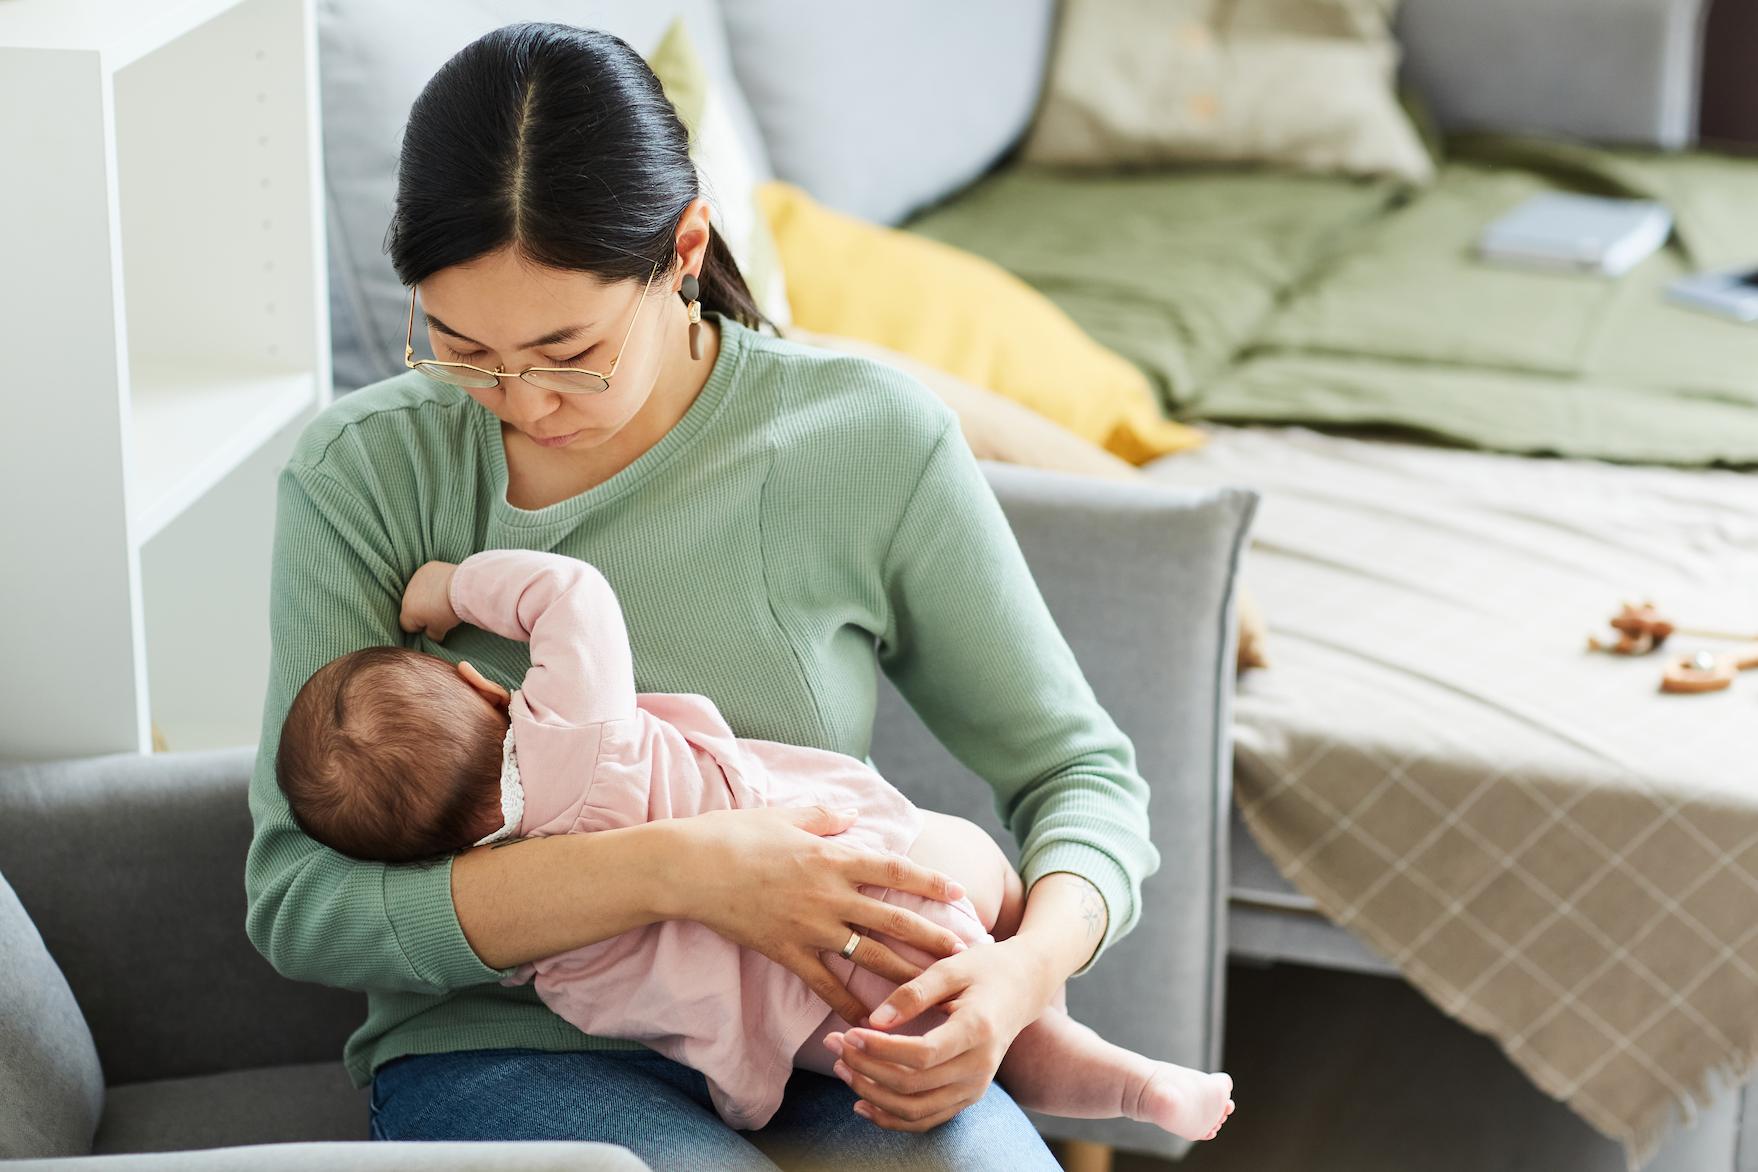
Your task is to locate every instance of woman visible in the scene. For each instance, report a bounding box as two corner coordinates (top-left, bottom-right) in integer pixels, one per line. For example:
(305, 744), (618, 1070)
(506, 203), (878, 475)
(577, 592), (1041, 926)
(244, 21), (1160, 1170)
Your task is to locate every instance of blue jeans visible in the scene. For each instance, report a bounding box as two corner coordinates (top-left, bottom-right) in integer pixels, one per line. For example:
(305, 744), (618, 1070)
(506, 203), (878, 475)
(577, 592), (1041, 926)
(369, 1045), (1060, 1171)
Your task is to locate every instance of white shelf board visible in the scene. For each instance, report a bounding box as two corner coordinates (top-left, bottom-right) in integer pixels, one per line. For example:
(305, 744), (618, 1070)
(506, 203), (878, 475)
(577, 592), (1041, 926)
(129, 361), (317, 543)
(0, 0), (244, 68)
(142, 406), (306, 756)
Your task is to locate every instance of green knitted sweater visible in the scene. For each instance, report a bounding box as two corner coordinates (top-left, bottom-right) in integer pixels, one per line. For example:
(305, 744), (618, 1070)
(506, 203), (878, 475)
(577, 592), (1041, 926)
(244, 312), (1161, 1087)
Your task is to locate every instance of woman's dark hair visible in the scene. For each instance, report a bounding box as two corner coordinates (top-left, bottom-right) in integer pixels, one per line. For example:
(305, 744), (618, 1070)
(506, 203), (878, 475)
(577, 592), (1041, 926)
(387, 21), (770, 332)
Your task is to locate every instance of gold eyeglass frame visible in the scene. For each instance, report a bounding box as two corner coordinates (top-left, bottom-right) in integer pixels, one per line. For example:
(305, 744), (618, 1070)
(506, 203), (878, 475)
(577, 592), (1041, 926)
(404, 258), (663, 394)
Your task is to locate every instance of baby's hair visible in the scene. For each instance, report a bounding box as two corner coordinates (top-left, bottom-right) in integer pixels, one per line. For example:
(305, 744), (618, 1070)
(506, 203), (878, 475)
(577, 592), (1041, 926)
(276, 645), (508, 862)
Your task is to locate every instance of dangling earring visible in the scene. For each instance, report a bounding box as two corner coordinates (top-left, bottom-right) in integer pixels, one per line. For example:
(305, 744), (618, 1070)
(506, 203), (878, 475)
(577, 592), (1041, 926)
(679, 272), (703, 361)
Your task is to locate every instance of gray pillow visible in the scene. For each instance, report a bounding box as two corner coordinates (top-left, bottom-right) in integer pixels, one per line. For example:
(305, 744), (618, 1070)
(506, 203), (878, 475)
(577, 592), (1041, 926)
(0, 871), (104, 1159)
(317, 0), (771, 394)
(719, 2), (1057, 226)
(1396, 0), (1704, 147)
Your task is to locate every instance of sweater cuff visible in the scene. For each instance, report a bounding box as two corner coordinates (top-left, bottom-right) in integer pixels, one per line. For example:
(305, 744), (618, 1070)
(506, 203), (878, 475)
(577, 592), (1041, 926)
(1021, 841), (1136, 979)
(382, 855), (517, 989)
(446, 556), (477, 630)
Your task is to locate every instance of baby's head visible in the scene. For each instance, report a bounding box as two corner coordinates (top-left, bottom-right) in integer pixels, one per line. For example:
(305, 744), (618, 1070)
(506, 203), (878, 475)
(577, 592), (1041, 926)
(276, 646), (510, 862)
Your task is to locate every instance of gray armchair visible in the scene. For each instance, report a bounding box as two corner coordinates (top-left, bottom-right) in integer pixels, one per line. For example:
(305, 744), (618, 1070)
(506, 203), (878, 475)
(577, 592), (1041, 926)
(0, 744), (641, 1172)
(0, 464), (1255, 1167)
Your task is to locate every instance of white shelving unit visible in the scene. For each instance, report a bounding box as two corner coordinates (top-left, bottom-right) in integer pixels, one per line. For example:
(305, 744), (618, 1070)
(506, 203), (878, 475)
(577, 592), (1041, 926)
(0, 0), (331, 762)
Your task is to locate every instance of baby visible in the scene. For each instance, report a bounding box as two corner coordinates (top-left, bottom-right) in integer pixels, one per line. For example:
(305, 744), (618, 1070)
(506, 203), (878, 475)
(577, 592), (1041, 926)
(276, 548), (1234, 1140)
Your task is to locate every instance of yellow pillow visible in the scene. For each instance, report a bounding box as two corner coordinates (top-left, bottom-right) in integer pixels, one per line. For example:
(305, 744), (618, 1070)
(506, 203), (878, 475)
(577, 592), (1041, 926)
(780, 326), (1143, 480)
(756, 180), (1204, 465)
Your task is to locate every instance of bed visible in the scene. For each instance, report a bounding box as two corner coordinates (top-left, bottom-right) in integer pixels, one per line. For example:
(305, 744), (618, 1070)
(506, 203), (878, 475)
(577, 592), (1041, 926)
(1145, 424), (1758, 1167)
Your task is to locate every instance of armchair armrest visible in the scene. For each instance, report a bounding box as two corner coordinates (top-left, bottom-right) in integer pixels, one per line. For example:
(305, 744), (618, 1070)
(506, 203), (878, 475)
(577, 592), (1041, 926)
(5, 1140), (649, 1171)
(868, 460), (1257, 1162)
(1398, 0), (1709, 147)
(0, 747), (364, 1085)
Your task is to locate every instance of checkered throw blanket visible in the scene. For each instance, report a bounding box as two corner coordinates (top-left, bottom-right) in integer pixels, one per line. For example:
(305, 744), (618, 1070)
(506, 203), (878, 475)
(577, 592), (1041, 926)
(1149, 426), (1758, 1168)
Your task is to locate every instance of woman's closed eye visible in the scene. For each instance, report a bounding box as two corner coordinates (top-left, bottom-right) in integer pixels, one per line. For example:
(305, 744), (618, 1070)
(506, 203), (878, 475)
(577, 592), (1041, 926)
(445, 345), (597, 367)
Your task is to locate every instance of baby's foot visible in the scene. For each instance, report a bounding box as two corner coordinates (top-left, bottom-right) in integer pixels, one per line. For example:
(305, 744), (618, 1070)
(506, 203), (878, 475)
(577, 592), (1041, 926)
(1128, 1063), (1234, 1141)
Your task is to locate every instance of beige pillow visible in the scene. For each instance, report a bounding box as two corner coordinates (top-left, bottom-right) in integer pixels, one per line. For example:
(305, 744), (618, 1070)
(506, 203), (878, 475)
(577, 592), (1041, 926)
(1021, 0), (1433, 184)
(784, 326), (1267, 672)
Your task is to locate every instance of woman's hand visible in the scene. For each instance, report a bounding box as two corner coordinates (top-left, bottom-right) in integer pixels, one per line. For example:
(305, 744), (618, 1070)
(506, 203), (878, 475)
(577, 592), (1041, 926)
(660, 805), (970, 1029)
(824, 871), (1107, 1131)
(400, 560), (461, 641)
(823, 936), (1056, 1131)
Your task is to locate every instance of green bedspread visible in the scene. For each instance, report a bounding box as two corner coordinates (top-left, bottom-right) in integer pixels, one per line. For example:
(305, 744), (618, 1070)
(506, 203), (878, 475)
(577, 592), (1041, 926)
(906, 137), (1758, 466)
(901, 164), (1402, 412)
(1197, 138), (1758, 464)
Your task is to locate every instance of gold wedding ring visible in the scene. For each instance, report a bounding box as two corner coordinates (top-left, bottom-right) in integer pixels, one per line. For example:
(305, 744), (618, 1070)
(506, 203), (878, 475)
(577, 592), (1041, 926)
(839, 931), (862, 960)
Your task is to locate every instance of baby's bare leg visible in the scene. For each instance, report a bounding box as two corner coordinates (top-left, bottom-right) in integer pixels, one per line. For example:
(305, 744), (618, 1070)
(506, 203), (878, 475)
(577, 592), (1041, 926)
(905, 811), (1023, 937)
(798, 813), (1234, 1141)
(909, 813), (1236, 1143)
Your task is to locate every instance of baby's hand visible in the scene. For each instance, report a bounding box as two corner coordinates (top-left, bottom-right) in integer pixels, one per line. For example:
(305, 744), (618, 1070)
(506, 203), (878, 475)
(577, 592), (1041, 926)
(400, 560), (462, 641)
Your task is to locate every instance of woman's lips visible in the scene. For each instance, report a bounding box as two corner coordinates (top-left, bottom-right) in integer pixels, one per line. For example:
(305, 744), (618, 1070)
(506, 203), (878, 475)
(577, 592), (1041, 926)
(532, 429), (581, 448)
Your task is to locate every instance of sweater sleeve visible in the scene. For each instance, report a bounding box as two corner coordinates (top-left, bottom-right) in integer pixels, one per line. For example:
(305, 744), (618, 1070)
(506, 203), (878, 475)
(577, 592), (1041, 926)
(877, 418), (1161, 977)
(448, 550), (637, 728)
(244, 461), (514, 992)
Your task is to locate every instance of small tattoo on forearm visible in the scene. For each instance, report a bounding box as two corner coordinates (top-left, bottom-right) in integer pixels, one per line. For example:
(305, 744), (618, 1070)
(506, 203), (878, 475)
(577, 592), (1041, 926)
(1079, 888), (1104, 939)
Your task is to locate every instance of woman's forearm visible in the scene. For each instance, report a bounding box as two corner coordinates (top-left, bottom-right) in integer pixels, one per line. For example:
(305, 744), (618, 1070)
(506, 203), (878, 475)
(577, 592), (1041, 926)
(451, 819), (690, 970)
(1012, 871), (1110, 995)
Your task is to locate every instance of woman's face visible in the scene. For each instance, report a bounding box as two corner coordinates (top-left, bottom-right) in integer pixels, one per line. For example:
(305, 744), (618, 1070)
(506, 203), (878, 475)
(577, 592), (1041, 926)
(414, 245), (672, 452)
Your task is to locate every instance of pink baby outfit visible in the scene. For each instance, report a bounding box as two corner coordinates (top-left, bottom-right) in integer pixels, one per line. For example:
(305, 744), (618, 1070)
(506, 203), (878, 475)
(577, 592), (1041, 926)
(446, 548), (988, 1130)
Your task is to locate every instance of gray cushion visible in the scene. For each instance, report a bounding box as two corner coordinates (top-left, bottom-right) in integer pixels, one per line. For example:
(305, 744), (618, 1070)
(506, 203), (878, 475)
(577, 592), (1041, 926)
(1397, 0), (1707, 147)
(92, 1063), (366, 1155)
(0, 746), (364, 1086)
(0, 871), (103, 1159)
(318, 0), (772, 394)
(719, 2), (1057, 226)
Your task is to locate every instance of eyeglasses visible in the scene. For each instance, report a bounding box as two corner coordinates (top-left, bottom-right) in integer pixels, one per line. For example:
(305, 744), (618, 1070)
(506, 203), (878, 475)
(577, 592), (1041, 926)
(404, 259), (662, 394)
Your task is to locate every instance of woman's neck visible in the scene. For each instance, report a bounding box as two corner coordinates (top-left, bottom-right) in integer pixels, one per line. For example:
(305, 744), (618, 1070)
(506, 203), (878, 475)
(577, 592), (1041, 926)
(501, 310), (722, 508)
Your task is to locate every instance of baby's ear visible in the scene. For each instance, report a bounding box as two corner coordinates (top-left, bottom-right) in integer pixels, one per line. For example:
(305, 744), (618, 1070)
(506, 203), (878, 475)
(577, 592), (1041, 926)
(458, 660), (513, 708)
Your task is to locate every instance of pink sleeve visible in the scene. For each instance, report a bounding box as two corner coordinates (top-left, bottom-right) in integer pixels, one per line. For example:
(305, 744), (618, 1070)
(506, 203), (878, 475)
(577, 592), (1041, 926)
(447, 550), (636, 727)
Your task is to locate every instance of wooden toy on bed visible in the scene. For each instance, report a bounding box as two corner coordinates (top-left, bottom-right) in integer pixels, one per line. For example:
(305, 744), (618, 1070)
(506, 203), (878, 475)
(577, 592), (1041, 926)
(1586, 601), (1755, 656)
(1660, 644), (1758, 694)
(1588, 602), (1758, 693)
